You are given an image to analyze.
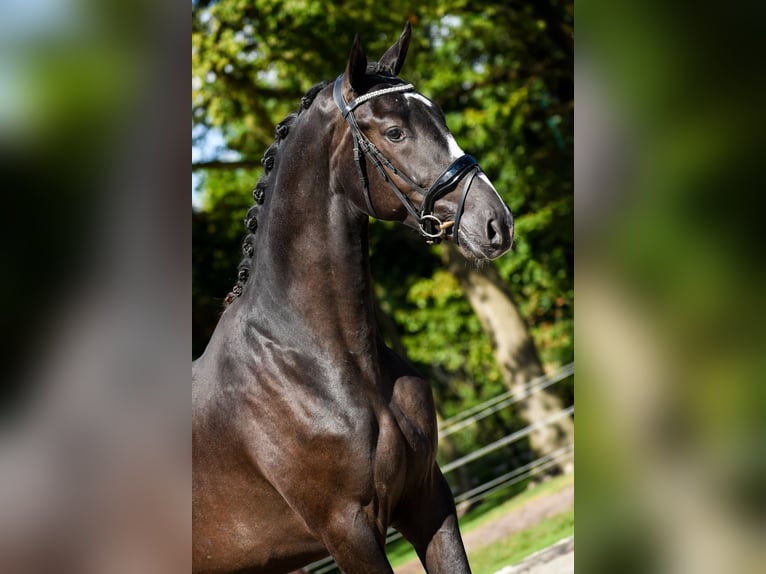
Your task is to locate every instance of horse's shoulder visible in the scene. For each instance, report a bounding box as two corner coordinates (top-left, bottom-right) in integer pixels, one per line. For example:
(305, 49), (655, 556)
(379, 345), (434, 406)
(377, 346), (438, 458)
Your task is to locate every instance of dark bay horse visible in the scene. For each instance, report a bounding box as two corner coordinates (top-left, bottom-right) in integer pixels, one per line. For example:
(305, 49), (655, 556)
(193, 23), (513, 574)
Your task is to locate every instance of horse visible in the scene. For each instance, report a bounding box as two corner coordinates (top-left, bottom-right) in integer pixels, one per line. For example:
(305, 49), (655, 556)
(193, 23), (514, 574)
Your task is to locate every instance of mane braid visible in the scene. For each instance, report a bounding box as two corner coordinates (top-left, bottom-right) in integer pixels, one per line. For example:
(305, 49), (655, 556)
(224, 80), (330, 306)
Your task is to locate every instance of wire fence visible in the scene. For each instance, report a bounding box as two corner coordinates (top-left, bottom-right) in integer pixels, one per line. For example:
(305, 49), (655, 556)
(439, 362), (575, 438)
(305, 363), (574, 573)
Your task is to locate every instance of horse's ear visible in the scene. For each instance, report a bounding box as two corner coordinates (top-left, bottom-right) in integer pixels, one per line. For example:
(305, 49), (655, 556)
(377, 21), (411, 76)
(345, 33), (368, 93)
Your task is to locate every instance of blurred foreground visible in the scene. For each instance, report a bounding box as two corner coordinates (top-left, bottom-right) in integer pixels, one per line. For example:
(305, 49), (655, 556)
(577, 1), (766, 573)
(0, 1), (189, 572)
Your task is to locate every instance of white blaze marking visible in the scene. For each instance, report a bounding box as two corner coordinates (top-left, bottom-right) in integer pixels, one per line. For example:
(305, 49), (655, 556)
(405, 93), (512, 224)
(447, 135), (510, 221)
(404, 92), (435, 109)
(404, 92), (466, 162)
(445, 134), (465, 160)
(479, 172), (513, 221)
(478, 172), (495, 190)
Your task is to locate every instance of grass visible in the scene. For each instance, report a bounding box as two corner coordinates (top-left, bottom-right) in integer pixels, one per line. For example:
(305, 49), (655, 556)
(459, 472), (573, 533)
(468, 508), (573, 574)
(386, 473), (574, 571)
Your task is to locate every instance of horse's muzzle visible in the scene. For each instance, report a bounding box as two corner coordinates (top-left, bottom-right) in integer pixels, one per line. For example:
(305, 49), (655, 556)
(453, 178), (514, 260)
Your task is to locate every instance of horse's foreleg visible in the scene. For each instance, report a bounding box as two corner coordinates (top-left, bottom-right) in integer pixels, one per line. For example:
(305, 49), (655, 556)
(396, 468), (471, 574)
(318, 505), (394, 574)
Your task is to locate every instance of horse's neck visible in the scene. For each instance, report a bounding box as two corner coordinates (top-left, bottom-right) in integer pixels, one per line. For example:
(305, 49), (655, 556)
(237, 115), (379, 365)
(251, 209), (375, 350)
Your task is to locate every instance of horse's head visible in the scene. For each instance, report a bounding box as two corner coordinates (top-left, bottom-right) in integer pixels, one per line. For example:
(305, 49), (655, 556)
(333, 22), (514, 260)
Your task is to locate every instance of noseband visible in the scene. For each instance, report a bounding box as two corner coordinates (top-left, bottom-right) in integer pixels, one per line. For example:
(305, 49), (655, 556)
(333, 75), (481, 244)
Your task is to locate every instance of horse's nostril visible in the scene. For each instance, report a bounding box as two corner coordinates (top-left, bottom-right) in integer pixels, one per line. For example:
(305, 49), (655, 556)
(487, 219), (501, 244)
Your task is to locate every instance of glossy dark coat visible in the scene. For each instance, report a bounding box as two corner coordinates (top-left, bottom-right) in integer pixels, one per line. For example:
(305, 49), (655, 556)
(192, 24), (514, 574)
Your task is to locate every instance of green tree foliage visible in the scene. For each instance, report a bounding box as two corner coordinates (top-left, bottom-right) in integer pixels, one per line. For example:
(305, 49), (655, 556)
(192, 1), (573, 464)
(192, 168), (257, 358)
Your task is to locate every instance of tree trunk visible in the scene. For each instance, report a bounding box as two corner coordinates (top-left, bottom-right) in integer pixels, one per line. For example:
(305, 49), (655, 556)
(443, 245), (574, 474)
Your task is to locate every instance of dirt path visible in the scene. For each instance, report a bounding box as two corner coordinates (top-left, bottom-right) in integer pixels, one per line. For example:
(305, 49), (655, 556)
(394, 483), (574, 574)
(494, 536), (574, 574)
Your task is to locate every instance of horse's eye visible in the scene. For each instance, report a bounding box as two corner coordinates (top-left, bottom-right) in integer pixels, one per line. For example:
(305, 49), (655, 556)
(386, 127), (404, 142)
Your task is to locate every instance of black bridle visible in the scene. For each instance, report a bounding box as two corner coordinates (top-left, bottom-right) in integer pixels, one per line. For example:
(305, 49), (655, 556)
(333, 75), (481, 244)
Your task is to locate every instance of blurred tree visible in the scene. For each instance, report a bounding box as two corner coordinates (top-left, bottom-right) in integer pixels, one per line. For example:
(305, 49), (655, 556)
(443, 244), (574, 472)
(192, 0), (574, 471)
(192, 169), (256, 358)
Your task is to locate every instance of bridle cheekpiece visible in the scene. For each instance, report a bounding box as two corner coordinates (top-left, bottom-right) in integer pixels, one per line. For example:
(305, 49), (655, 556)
(333, 74), (481, 245)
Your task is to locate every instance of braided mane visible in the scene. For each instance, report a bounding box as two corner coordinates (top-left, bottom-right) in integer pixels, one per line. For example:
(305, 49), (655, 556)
(224, 81), (330, 305)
